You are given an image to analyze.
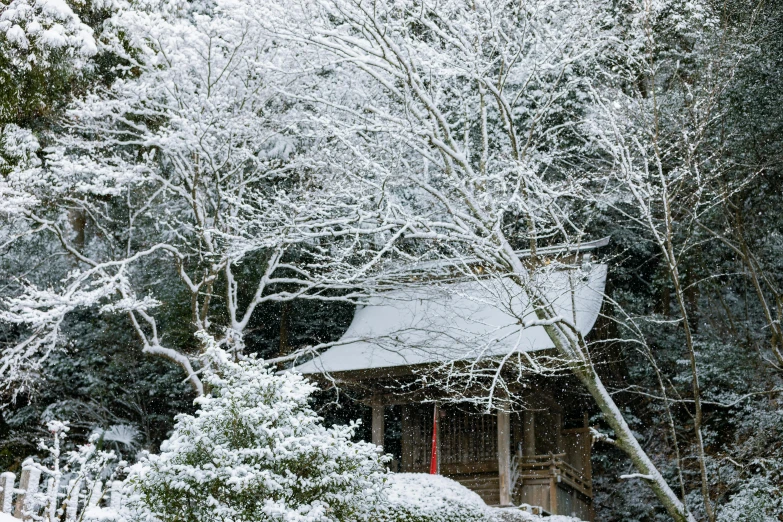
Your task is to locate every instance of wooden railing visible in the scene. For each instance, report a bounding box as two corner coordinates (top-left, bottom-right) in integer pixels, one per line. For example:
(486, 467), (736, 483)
(510, 452), (592, 499)
(0, 466), (121, 521)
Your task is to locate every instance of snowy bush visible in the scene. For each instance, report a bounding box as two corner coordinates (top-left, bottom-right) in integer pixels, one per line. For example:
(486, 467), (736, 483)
(371, 473), (493, 522)
(121, 346), (386, 522)
(368, 474), (584, 522)
(0, 0), (96, 69)
(716, 462), (783, 522)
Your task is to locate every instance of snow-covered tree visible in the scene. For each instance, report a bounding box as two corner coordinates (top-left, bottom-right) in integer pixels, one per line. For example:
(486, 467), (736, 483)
(121, 339), (386, 522)
(260, 0), (702, 519)
(0, 0), (96, 69)
(2, 0), (780, 519)
(581, 1), (783, 519)
(0, 0), (396, 396)
(0, 0), (97, 134)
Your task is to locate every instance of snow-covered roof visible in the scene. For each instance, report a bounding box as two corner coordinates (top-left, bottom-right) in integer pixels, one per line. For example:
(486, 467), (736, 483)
(293, 264), (608, 375)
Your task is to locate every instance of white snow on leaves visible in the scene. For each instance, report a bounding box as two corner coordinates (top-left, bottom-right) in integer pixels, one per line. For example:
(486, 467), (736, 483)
(0, 0), (96, 66)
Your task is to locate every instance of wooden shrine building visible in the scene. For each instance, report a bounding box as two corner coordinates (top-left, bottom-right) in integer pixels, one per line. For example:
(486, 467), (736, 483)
(294, 239), (610, 521)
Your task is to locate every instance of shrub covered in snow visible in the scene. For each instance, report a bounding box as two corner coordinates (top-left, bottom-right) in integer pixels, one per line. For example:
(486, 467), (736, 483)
(716, 470), (783, 522)
(122, 347), (386, 522)
(0, 0), (96, 69)
(367, 473), (584, 522)
(371, 473), (493, 522)
(491, 508), (582, 522)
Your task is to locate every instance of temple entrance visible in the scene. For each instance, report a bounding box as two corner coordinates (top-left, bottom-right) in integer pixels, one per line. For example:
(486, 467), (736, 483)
(370, 397), (594, 519)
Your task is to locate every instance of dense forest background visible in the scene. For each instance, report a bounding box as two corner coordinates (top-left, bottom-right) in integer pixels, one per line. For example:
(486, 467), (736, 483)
(1, 0), (781, 521)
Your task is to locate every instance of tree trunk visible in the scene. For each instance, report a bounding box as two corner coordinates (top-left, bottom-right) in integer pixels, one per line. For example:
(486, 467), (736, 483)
(503, 243), (695, 522)
(573, 364), (696, 522)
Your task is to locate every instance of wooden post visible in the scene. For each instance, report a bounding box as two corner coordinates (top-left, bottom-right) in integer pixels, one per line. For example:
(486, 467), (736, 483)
(523, 411), (536, 458)
(582, 412), (592, 487)
(65, 479), (81, 522)
(14, 466), (41, 520)
(87, 481), (102, 507)
(0, 472), (15, 513)
(435, 404), (441, 475)
(497, 409), (511, 506)
(550, 453), (560, 514)
(372, 404), (385, 450)
(46, 476), (60, 522)
(553, 412), (563, 453)
(400, 404), (412, 471)
(110, 481), (123, 510)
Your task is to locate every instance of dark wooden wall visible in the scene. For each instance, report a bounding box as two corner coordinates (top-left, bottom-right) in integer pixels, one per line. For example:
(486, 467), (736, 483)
(399, 401), (592, 518)
(401, 404), (500, 473)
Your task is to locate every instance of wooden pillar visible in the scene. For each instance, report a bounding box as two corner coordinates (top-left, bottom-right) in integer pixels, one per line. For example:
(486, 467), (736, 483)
(1, 472), (15, 514)
(435, 404), (441, 474)
(401, 405), (412, 471)
(553, 412), (563, 453)
(523, 410), (536, 458)
(497, 409), (511, 506)
(14, 466), (40, 519)
(372, 404), (385, 450)
(65, 479), (81, 521)
(583, 413), (593, 485)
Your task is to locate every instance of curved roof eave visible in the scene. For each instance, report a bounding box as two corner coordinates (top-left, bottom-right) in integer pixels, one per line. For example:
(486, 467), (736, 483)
(293, 264), (608, 375)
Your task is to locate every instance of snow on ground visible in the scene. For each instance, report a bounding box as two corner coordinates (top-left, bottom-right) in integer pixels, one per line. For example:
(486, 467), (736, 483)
(386, 472), (487, 510)
(388, 473), (583, 522)
(491, 506), (584, 522)
(0, 474), (583, 522)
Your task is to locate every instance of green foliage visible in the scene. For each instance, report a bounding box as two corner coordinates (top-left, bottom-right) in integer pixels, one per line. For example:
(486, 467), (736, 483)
(0, 310), (196, 470)
(124, 347), (386, 522)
